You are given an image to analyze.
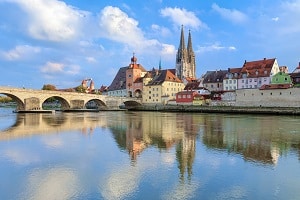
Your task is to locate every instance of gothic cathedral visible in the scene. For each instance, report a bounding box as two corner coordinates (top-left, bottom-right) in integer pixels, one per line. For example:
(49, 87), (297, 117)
(176, 26), (196, 80)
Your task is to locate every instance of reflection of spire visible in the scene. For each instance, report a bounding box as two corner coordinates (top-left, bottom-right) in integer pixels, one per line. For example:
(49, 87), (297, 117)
(176, 134), (196, 182)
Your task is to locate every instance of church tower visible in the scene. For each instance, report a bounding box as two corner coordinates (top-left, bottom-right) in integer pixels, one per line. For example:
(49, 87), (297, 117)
(176, 26), (196, 80)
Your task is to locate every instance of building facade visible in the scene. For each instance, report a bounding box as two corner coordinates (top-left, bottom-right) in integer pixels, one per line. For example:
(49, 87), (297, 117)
(176, 26), (196, 80)
(126, 55), (147, 97)
(202, 70), (227, 92)
(143, 69), (185, 104)
(237, 58), (280, 89)
(223, 68), (241, 91)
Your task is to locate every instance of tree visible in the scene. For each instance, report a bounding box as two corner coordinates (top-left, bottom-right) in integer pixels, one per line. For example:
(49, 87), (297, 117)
(42, 84), (57, 91)
(75, 85), (87, 93)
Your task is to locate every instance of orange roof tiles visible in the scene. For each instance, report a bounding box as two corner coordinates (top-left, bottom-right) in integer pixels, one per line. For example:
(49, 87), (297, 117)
(240, 58), (276, 78)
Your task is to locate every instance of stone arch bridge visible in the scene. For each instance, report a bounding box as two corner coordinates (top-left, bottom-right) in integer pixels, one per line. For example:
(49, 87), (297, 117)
(0, 86), (141, 111)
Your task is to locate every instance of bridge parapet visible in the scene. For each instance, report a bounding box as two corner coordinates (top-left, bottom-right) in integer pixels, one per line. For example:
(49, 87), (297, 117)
(0, 86), (142, 111)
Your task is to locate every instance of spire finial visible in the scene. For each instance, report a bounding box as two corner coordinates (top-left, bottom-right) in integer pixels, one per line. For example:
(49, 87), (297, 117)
(159, 57), (162, 70)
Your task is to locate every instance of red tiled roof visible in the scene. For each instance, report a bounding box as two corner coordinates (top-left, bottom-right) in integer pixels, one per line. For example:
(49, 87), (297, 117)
(259, 84), (291, 90)
(147, 69), (182, 86)
(239, 58), (276, 78)
(184, 81), (202, 90)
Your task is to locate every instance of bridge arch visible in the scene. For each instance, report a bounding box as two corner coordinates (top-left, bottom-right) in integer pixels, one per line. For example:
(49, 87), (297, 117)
(134, 89), (142, 98)
(0, 93), (24, 110)
(41, 96), (70, 110)
(86, 99), (107, 109)
(123, 100), (142, 108)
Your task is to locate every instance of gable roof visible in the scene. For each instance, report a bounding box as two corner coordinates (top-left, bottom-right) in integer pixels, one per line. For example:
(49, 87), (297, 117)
(147, 69), (182, 86)
(184, 80), (202, 90)
(239, 58), (276, 78)
(202, 70), (227, 83)
(108, 66), (127, 91)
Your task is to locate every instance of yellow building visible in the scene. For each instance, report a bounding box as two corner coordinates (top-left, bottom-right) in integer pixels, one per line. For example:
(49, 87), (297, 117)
(142, 69), (185, 104)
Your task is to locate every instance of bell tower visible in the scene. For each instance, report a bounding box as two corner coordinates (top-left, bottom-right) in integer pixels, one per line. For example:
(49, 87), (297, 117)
(175, 26), (196, 80)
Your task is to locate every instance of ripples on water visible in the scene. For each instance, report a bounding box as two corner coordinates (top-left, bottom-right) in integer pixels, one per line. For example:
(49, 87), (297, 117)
(0, 108), (299, 199)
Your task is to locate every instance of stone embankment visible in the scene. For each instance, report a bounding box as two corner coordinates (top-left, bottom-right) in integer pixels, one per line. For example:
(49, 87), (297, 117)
(127, 104), (300, 115)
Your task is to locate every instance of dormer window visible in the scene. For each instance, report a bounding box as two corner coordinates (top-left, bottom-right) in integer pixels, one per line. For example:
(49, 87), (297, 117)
(264, 70), (267, 75)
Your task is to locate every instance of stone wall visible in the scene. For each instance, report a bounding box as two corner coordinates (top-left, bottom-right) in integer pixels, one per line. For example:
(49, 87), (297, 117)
(235, 88), (300, 107)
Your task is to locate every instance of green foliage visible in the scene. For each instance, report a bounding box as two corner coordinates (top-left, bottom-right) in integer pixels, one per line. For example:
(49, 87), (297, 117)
(75, 85), (87, 93)
(42, 84), (57, 91)
(0, 96), (13, 103)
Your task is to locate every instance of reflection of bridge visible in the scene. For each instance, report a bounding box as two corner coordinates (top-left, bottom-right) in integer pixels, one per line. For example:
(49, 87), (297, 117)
(0, 112), (109, 140)
(0, 86), (141, 111)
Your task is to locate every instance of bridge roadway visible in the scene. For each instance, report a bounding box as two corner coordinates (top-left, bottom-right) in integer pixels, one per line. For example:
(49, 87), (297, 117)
(0, 112), (111, 141)
(0, 86), (141, 112)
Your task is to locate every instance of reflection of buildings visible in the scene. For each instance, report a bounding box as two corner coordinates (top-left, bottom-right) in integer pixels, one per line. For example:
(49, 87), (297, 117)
(110, 112), (202, 180)
(201, 114), (300, 165)
(2, 111), (300, 169)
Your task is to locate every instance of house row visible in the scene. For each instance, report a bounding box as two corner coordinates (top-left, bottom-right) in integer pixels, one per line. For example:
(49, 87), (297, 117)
(107, 55), (300, 106)
(202, 58), (300, 92)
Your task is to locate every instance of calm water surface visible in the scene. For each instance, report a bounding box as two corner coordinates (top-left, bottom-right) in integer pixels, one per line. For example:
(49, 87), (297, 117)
(0, 107), (299, 200)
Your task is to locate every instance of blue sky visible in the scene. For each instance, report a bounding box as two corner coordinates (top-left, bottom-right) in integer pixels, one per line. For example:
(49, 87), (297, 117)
(0, 0), (300, 89)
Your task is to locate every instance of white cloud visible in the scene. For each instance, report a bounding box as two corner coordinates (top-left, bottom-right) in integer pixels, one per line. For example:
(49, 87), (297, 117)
(98, 6), (144, 46)
(212, 3), (248, 24)
(98, 6), (163, 53)
(151, 24), (171, 37)
(40, 62), (80, 75)
(160, 7), (207, 30)
(160, 44), (176, 60)
(86, 57), (97, 63)
(7, 0), (88, 42)
(271, 17), (279, 22)
(2, 45), (40, 61)
(196, 43), (237, 53)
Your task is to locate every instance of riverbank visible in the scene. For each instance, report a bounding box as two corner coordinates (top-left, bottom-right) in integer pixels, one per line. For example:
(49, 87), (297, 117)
(127, 104), (300, 115)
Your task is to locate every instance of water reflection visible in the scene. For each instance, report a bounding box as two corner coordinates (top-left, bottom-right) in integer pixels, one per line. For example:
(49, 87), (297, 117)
(1, 112), (300, 166)
(1, 111), (300, 199)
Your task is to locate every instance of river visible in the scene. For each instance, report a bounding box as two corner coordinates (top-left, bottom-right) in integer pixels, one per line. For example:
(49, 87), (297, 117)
(0, 107), (299, 200)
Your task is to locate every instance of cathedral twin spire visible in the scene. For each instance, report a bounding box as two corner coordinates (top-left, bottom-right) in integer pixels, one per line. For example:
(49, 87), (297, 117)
(176, 25), (196, 80)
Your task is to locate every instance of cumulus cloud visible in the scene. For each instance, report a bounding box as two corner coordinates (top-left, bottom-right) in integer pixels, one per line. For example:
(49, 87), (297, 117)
(7, 0), (88, 42)
(160, 44), (176, 60)
(40, 62), (80, 75)
(98, 6), (162, 52)
(2, 45), (40, 61)
(212, 3), (248, 24)
(99, 6), (144, 46)
(160, 7), (207, 29)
